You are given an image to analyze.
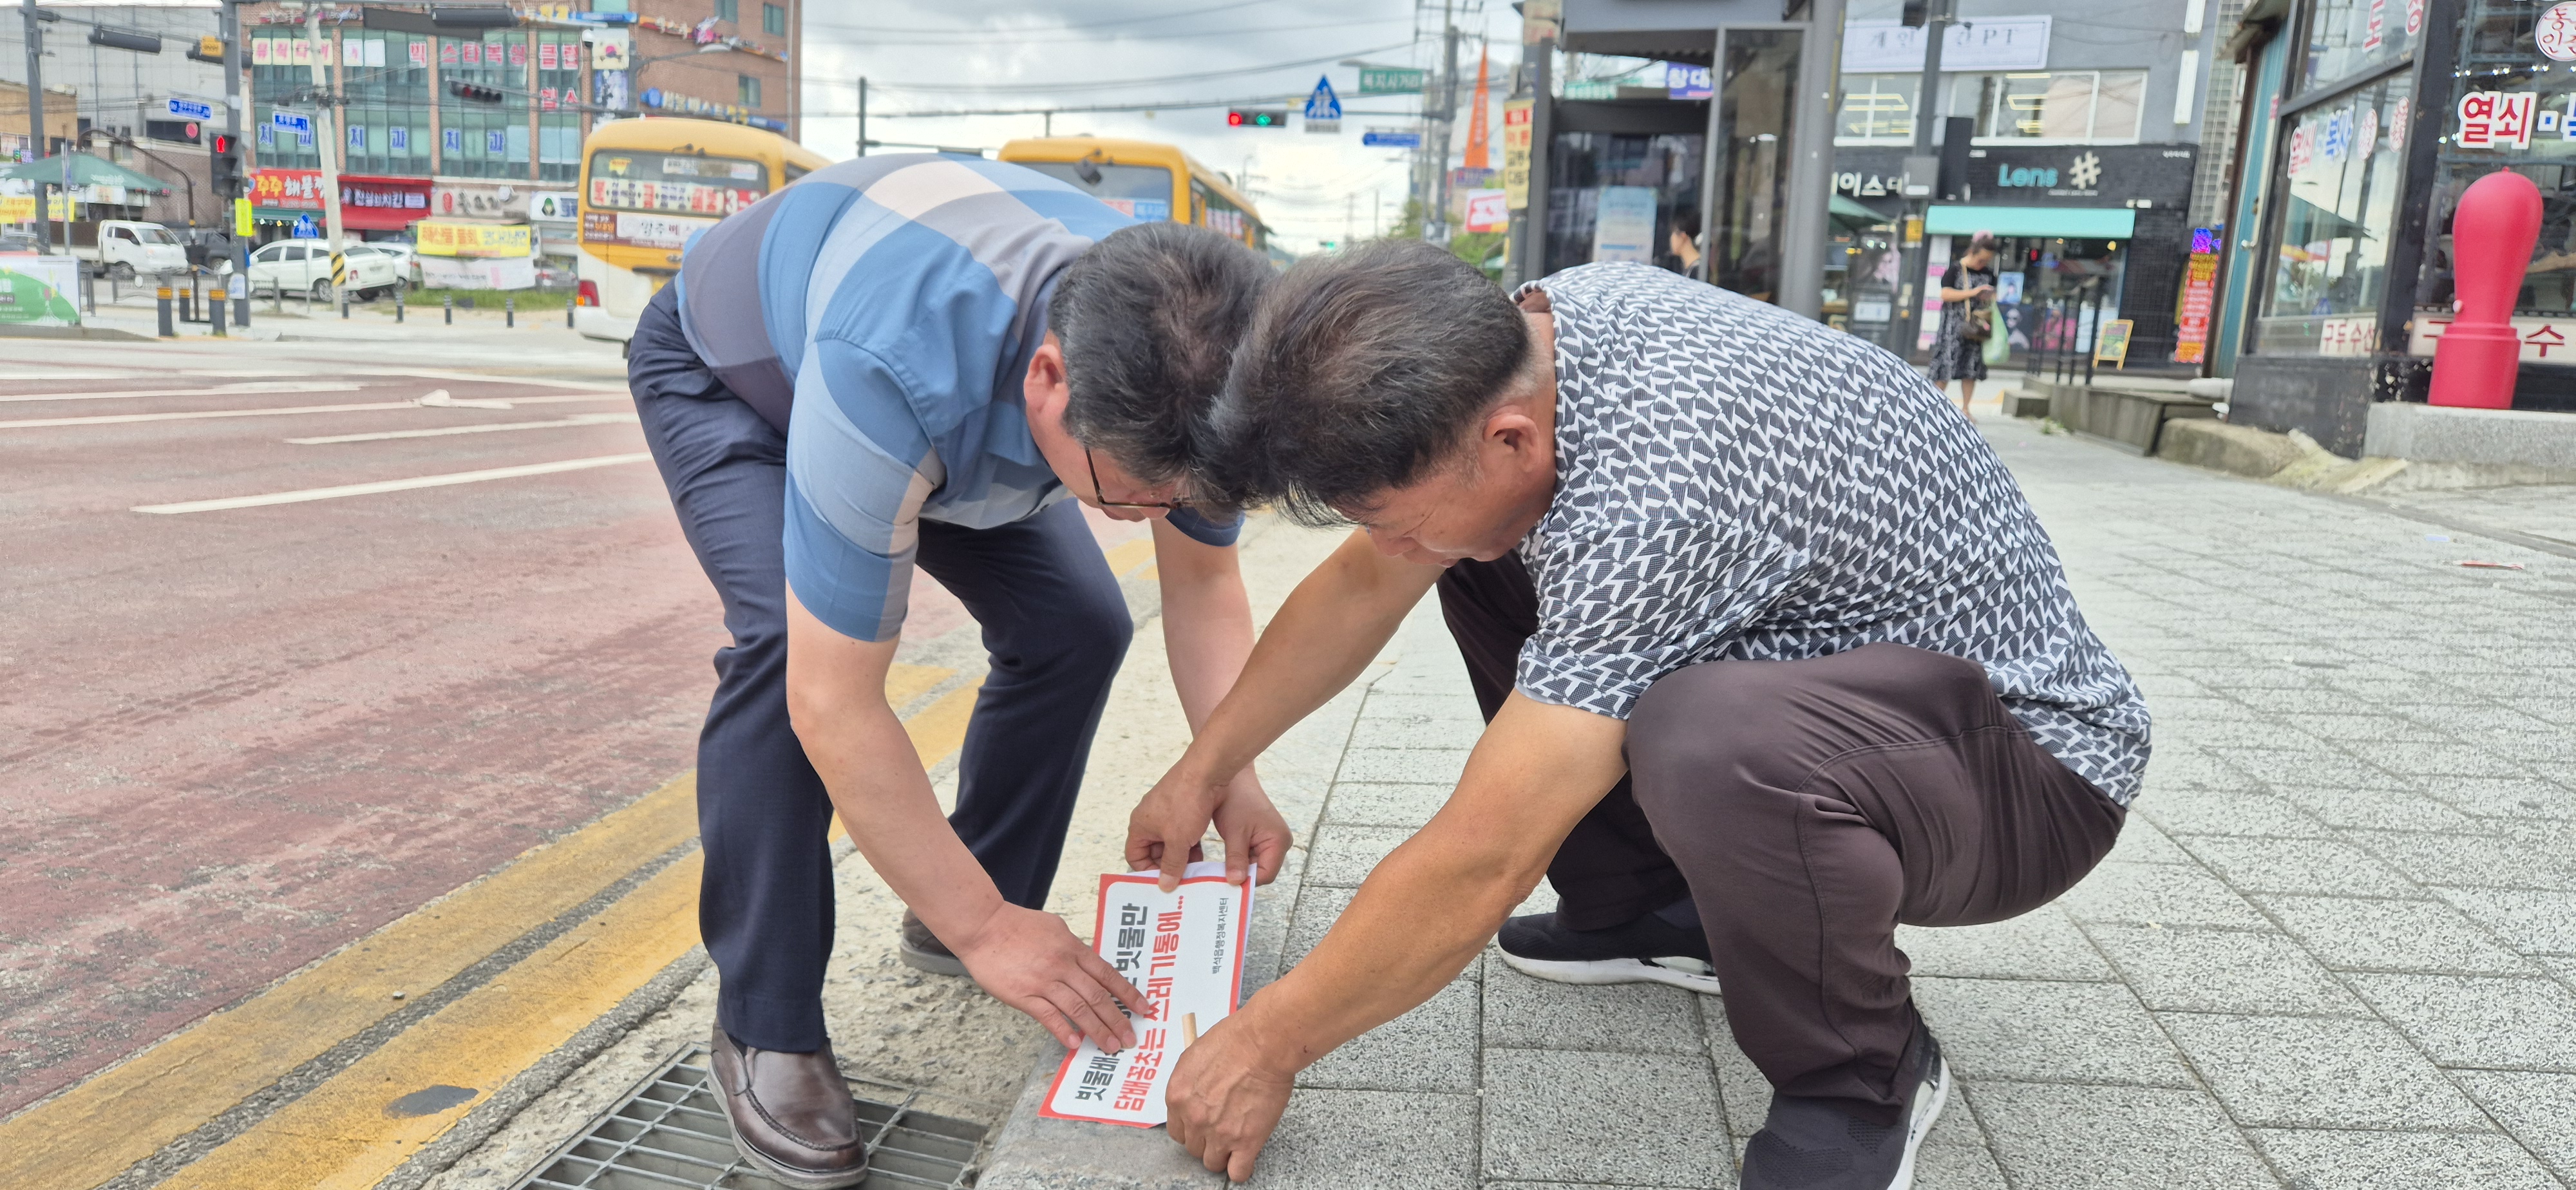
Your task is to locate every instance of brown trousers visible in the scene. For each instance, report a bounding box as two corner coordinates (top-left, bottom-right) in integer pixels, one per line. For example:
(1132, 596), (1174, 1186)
(1437, 556), (2124, 1119)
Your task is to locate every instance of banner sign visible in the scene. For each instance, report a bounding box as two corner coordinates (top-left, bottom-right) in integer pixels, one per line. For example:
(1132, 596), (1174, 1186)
(1842, 17), (2052, 72)
(1502, 99), (1535, 210)
(415, 220), (534, 258)
(250, 167), (328, 211)
(418, 255), (538, 290)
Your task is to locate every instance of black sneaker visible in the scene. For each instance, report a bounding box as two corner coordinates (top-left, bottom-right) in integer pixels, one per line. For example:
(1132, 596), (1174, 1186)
(1494, 909), (1721, 995)
(897, 910), (969, 977)
(1741, 1028), (1950, 1190)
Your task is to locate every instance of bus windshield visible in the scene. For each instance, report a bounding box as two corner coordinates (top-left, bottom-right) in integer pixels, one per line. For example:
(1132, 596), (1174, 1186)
(1014, 161), (1175, 222)
(586, 151), (770, 216)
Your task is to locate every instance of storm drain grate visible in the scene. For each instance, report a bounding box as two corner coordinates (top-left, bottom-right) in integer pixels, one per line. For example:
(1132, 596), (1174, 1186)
(515, 1044), (985, 1190)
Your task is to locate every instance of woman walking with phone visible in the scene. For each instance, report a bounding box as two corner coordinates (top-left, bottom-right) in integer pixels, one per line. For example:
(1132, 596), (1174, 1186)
(1929, 232), (2001, 421)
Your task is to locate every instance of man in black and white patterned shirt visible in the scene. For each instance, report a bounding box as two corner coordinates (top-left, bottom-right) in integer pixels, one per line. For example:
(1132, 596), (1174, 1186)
(1124, 244), (2150, 1189)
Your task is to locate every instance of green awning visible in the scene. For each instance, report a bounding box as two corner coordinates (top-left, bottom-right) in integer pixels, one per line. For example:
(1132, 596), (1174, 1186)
(0, 153), (172, 194)
(1830, 194), (1892, 232)
(1925, 205), (2135, 240)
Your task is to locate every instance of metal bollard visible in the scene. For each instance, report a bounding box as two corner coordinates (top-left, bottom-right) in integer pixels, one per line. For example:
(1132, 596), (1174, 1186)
(179, 280), (194, 323)
(273, 282), (283, 316)
(444, 294), (454, 325)
(505, 296), (515, 328)
(395, 290), (404, 323)
(566, 299), (575, 329)
(156, 285), (176, 337)
(211, 279), (229, 337)
(341, 289), (351, 319)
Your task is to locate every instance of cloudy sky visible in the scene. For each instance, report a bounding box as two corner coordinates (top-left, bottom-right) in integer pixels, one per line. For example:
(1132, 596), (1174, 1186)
(795, 0), (1520, 253)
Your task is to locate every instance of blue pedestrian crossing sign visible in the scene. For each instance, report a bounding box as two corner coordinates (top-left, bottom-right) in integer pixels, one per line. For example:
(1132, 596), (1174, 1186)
(1303, 75), (1343, 133)
(290, 214), (321, 238)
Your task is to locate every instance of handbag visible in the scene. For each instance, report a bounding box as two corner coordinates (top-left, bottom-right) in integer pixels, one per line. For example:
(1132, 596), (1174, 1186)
(1960, 301), (1993, 343)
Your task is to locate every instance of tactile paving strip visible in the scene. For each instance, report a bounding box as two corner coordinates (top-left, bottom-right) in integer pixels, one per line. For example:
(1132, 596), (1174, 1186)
(515, 1044), (985, 1189)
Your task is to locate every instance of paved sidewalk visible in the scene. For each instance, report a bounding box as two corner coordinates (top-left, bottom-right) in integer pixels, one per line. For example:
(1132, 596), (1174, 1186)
(1207, 417), (2576, 1189)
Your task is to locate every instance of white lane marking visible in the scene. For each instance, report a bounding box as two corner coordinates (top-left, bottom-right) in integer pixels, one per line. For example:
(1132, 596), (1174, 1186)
(0, 393), (627, 430)
(287, 413), (640, 444)
(0, 382), (368, 404)
(132, 453), (657, 515)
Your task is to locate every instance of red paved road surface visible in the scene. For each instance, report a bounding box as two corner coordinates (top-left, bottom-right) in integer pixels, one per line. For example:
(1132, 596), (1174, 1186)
(0, 348), (980, 1116)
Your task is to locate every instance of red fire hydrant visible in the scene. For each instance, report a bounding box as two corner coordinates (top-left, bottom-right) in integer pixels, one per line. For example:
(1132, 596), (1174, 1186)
(2430, 169), (2543, 409)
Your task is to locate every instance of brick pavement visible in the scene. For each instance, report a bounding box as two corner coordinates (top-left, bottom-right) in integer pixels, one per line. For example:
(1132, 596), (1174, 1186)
(1240, 417), (2576, 1190)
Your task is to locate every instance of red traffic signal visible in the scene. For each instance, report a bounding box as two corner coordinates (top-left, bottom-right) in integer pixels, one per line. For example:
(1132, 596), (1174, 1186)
(211, 133), (231, 153)
(1227, 109), (1287, 129)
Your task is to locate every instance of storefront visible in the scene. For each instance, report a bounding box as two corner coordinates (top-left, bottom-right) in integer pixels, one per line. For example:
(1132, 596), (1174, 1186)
(2218, 0), (2548, 453)
(1833, 143), (2197, 366)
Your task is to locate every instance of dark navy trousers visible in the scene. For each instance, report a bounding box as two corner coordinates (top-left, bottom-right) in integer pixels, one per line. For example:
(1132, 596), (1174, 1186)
(629, 287), (1132, 1053)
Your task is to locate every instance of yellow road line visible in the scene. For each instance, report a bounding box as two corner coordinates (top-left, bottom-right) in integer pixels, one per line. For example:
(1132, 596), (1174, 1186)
(0, 774), (699, 1190)
(1102, 536), (1155, 578)
(147, 673), (989, 1190)
(156, 857), (707, 1190)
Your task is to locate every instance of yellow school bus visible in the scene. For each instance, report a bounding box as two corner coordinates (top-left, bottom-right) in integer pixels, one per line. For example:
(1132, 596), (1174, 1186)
(573, 117), (832, 344)
(998, 137), (1269, 252)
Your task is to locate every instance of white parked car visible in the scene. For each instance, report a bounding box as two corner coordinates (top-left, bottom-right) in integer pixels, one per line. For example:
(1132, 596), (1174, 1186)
(93, 220), (189, 279)
(244, 240), (403, 301)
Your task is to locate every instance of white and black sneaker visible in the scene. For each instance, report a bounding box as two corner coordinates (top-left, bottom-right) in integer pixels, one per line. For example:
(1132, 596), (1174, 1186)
(1494, 909), (1723, 995)
(1741, 1028), (1950, 1190)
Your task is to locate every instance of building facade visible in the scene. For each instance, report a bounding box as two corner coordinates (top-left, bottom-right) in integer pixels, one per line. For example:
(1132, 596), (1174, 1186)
(2217, 0), (2576, 451)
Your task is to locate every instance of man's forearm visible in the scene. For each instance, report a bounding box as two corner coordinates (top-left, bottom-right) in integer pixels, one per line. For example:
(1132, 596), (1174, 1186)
(1177, 530), (1437, 780)
(1154, 524), (1257, 733)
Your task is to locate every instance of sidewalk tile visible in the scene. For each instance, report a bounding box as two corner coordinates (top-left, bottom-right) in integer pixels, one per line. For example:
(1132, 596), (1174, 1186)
(2246, 1128), (2561, 1190)
(2154, 1014), (2488, 1130)
(2452, 1070), (2576, 1180)
(2432, 777), (2576, 821)
(1298, 978), (1480, 1092)
(2269, 784), (2478, 832)
(2060, 863), (2272, 930)
(1704, 1008), (1768, 1154)
(1318, 784), (1450, 829)
(2202, 748), (2409, 791)
(1303, 826), (1417, 888)
(1346, 717), (1482, 751)
(1245, 1089), (1477, 1190)
(1910, 1140), (2010, 1190)
(1281, 885), (1356, 968)
(2104, 818), (2194, 865)
(2255, 894), (2536, 974)
(2174, 836), (2420, 898)
(1897, 907), (2117, 982)
(1965, 1082), (2277, 1189)
(2085, 925), (2365, 1015)
(1911, 978), (2193, 1088)
(2340, 741), (2535, 779)
(2344, 830), (2576, 891)
(1356, 693), (1485, 723)
(2344, 974), (2576, 1071)
(2133, 790), (2332, 839)
(1335, 748), (1472, 786)
(2433, 887), (2576, 955)
(1481, 1048), (1728, 1187)
(1482, 960), (1704, 1054)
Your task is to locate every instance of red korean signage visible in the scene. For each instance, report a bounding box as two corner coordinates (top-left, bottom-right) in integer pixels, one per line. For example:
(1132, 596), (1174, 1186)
(249, 167), (327, 211)
(337, 175), (433, 231)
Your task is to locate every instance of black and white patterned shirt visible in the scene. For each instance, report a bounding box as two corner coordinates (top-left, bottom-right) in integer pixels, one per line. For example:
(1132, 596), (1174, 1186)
(1512, 263), (2150, 804)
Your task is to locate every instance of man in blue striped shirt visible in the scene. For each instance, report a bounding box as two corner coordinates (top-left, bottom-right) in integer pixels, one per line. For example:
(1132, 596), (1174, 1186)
(627, 153), (1288, 1188)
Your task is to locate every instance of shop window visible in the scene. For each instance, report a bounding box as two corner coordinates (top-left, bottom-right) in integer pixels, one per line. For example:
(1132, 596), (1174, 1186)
(1542, 131), (1705, 279)
(2255, 72), (2410, 355)
(2300, 0), (2420, 97)
(1835, 75), (1917, 144)
(2411, 3), (2576, 319)
(739, 75), (763, 108)
(1956, 71), (2147, 144)
(764, 3), (787, 35)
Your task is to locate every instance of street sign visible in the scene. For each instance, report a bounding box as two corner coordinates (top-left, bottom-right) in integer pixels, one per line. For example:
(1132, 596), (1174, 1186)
(1358, 66), (1428, 95)
(1362, 129), (1422, 148)
(1303, 75), (1343, 133)
(290, 214), (320, 238)
(1665, 63), (1712, 100)
(271, 109), (312, 135)
(166, 97), (217, 122)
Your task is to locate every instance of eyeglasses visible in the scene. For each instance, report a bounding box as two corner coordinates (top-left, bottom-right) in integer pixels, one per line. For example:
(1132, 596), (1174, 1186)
(1086, 448), (1193, 510)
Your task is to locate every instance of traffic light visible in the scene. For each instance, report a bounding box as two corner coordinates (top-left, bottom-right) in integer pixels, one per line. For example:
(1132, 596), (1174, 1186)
(209, 133), (245, 200)
(447, 80), (506, 104)
(1900, 0), (1929, 27)
(88, 26), (163, 54)
(185, 35), (227, 65)
(1227, 109), (1288, 128)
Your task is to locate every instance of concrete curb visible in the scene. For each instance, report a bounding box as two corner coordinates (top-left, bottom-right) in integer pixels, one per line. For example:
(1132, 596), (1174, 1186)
(2154, 416), (2576, 493)
(0, 322), (155, 341)
(974, 659), (1388, 1189)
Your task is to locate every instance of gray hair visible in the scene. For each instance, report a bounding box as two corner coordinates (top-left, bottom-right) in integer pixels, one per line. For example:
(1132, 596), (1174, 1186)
(1049, 221), (1273, 488)
(1208, 240), (1528, 524)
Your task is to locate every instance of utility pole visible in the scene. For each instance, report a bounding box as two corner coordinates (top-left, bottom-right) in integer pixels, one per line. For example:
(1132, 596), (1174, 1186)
(1775, 0), (1845, 319)
(307, 9), (346, 308)
(21, 0), (48, 251)
(855, 77), (867, 155)
(1889, 0), (1951, 356)
(221, 0), (249, 327)
(1428, 0), (1459, 242)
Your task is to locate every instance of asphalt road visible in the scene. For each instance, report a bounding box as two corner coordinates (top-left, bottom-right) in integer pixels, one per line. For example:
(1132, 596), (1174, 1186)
(1, 330), (742, 1117)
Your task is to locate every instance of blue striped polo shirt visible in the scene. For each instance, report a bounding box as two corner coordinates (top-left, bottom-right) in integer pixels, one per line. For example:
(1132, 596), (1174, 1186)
(675, 154), (1240, 643)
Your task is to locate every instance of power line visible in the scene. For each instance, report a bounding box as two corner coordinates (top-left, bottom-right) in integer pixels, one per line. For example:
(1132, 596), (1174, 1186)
(826, 39), (1416, 93)
(802, 15), (1407, 48)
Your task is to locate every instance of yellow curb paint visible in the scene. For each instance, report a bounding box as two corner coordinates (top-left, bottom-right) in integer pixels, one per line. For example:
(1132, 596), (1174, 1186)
(1103, 536), (1155, 578)
(0, 774), (699, 1190)
(884, 661), (954, 712)
(905, 678), (985, 770)
(155, 856), (706, 1190)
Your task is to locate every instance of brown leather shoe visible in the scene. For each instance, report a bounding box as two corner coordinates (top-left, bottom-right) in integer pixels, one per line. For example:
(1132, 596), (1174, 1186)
(708, 1026), (868, 1189)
